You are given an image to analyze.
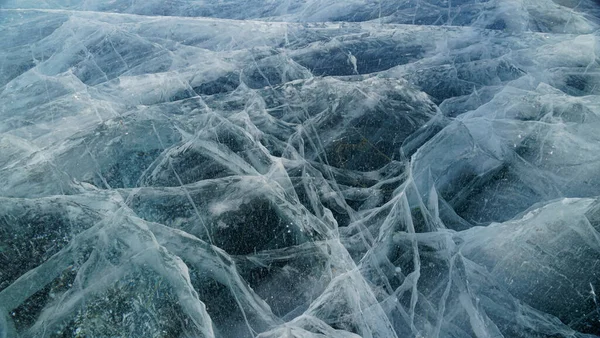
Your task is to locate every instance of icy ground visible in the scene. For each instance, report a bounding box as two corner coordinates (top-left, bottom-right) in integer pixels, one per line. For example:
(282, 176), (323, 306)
(1, 0), (600, 337)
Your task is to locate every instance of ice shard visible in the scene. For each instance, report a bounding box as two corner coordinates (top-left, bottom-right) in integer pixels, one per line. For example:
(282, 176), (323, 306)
(1, 0), (600, 337)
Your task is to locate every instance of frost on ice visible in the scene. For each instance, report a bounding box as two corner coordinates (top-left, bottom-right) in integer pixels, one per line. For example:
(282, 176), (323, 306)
(1, 0), (600, 337)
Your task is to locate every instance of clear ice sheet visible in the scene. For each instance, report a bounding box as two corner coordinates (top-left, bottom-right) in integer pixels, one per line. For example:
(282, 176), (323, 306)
(0, 0), (600, 337)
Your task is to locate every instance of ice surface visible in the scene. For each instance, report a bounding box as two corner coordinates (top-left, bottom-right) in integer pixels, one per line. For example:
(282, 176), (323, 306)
(1, 0), (600, 337)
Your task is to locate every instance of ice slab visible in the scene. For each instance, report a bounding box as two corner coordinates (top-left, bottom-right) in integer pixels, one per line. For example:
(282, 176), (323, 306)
(1, 1), (600, 337)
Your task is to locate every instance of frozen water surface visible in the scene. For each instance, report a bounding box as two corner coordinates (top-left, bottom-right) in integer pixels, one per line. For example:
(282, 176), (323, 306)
(1, 0), (600, 337)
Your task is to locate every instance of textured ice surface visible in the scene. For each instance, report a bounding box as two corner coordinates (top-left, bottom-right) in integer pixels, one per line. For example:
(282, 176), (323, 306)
(1, 0), (600, 337)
